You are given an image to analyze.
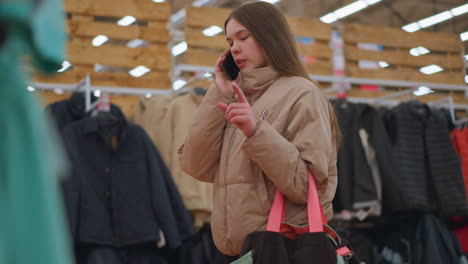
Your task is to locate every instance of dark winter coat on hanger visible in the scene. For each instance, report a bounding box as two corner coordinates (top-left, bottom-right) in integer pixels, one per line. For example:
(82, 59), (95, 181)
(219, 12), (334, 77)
(331, 100), (400, 218)
(383, 102), (468, 217)
(61, 114), (193, 248)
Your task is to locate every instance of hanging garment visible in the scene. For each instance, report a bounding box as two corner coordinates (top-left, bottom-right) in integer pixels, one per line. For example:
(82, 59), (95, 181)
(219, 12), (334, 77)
(62, 114), (193, 248)
(383, 102), (467, 216)
(46, 92), (123, 131)
(331, 100), (399, 218)
(451, 128), (468, 202)
(159, 91), (213, 228)
(0, 0), (72, 263)
(134, 94), (176, 163)
(46, 95), (125, 237)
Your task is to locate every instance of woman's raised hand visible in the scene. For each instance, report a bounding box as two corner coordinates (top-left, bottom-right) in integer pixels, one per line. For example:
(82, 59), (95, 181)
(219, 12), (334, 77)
(216, 83), (257, 138)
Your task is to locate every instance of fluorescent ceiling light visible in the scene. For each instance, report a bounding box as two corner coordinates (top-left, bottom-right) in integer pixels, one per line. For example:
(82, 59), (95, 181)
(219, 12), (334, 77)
(117, 16), (136, 26)
(461, 31), (468, 41)
(129, 65), (151, 77)
(145, 93), (152, 98)
(402, 3), (467, 32)
(420, 64), (443, 75)
(173, 79), (187, 90)
(171, 41), (187, 56)
(27, 86), (35, 92)
(363, 0), (382, 4)
(94, 90), (101, 97)
(58, 60), (72, 72)
(378, 61), (389, 68)
(410, 46), (430, 56)
(320, 0), (382, 24)
(418, 11), (452, 28)
(320, 13), (338, 24)
(202, 26), (223, 37)
(260, 0), (281, 4)
(193, 0), (213, 6)
(152, 0), (166, 2)
(413, 86), (434, 96)
(451, 3), (468, 16)
(127, 39), (146, 48)
(402, 22), (420, 32)
(92, 35), (108, 46)
(334, 0), (367, 18)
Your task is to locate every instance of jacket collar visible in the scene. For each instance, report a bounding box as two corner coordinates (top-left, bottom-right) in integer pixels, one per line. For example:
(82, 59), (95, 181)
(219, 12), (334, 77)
(238, 66), (280, 98)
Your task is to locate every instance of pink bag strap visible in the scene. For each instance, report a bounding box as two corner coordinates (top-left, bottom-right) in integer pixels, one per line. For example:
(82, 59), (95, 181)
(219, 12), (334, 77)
(266, 171), (327, 233)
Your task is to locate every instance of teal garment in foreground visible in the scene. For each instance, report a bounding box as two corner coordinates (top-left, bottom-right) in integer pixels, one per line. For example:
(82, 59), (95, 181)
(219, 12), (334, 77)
(0, 0), (73, 263)
(0, 38), (73, 264)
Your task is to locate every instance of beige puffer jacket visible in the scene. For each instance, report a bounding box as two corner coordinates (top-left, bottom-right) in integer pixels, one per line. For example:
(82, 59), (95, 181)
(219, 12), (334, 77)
(179, 66), (338, 256)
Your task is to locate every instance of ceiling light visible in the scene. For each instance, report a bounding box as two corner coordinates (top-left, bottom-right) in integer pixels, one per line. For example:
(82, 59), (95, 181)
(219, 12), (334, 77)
(320, 0), (382, 24)
(202, 26), (223, 37)
(363, 0), (382, 4)
(461, 31), (468, 41)
(402, 22), (420, 32)
(94, 90), (101, 97)
(192, 0), (214, 6)
(410, 46), (430, 56)
(418, 11), (452, 28)
(320, 13), (338, 24)
(260, 0), (281, 4)
(173, 79), (187, 90)
(92, 35), (108, 46)
(203, 72), (213, 78)
(171, 41), (187, 56)
(451, 3), (468, 16)
(465, 75), (468, 83)
(420, 64), (443, 75)
(129, 66), (151, 77)
(334, 0), (367, 19)
(58, 60), (72, 72)
(145, 93), (152, 98)
(27, 86), (35, 92)
(152, 0), (166, 2)
(378, 61), (389, 68)
(127, 39), (146, 48)
(413, 86), (434, 96)
(402, 3), (467, 32)
(117, 16), (136, 26)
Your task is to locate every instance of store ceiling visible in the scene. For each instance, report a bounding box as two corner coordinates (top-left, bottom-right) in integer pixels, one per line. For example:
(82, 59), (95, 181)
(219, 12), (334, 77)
(169, 0), (467, 47)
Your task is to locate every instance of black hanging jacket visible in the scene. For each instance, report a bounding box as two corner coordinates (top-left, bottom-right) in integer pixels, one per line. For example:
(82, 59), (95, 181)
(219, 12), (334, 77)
(332, 100), (400, 217)
(384, 102), (467, 216)
(62, 114), (193, 248)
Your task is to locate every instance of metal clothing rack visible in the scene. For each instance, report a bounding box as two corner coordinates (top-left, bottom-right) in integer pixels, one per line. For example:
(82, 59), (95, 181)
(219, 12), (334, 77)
(172, 64), (468, 111)
(30, 75), (174, 99)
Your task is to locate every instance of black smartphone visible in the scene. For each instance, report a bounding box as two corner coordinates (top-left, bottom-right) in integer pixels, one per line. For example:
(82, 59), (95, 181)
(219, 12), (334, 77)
(222, 51), (240, 80)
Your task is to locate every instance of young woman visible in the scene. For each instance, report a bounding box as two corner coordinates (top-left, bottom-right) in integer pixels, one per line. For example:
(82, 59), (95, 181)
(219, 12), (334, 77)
(179, 1), (341, 261)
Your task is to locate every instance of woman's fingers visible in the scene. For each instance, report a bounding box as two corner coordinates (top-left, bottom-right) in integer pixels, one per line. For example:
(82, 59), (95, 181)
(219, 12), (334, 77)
(216, 102), (228, 112)
(226, 108), (250, 121)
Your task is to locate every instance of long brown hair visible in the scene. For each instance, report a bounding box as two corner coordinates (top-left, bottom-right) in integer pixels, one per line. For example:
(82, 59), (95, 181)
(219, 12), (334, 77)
(225, 2), (342, 149)
(224, 1), (310, 80)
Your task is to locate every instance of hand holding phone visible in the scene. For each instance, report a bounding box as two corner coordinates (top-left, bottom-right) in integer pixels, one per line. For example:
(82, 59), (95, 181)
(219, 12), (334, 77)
(222, 51), (240, 81)
(214, 50), (238, 97)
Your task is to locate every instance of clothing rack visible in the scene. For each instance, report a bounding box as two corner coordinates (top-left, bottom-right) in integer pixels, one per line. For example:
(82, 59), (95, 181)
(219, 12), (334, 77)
(172, 64), (468, 111)
(30, 78), (174, 99)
